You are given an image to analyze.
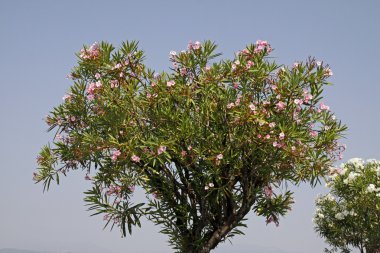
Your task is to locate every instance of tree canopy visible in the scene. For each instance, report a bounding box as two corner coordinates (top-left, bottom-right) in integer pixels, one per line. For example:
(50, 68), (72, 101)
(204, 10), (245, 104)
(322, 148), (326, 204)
(314, 158), (380, 253)
(34, 40), (346, 253)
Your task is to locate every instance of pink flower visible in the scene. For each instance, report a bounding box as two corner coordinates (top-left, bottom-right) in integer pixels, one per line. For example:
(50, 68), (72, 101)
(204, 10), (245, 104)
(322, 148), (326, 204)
(249, 103), (256, 111)
(227, 103), (235, 109)
(187, 41), (193, 50)
(294, 99), (303, 105)
(273, 141), (278, 147)
(180, 67), (187, 76)
(216, 154), (223, 160)
(310, 131), (318, 137)
(131, 154), (140, 162)
(293, 62), (299, 68)
(111, 150), (121, 161)
(169, 50), (177, 58)
(95, 73), (101, 79)
(87, 81), (102, 100)
(115, 63), (123, 69)
(181, 150), (187, 157)
(80, 42), (100, 60)
(157, 145), (166, 155)
(246, 60), (254, 69)
(167, 80), (175, 87)
(279, 132), (285, 140)
(257, 134), (262, 138)
(269, 122), (276, 128)
(146, 93), (152, 99)
(276, 101), (286, 110)
(63, 94), (72, 101)
(266, 215), (279, 227)
(291, 146), (296, 151)
(264, 185), (273, 198)
(187, 145), (192, 151)
(304, 93), (313, 102)
(265, 134), (270, 139)
(255, 40), (272, 53)
(193, 41), (201, 50)
(129, 185), (136, 192)
(320, 102), (330, 111)
(233, 83), (239, 90)
(324, 67), (333, 76)
(95, 81), (102, 88)
(110, 80), (119, 88)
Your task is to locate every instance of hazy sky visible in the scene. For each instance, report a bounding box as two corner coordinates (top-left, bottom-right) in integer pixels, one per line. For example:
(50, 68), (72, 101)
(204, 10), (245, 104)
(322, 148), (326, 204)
(1, 1), (380, 253)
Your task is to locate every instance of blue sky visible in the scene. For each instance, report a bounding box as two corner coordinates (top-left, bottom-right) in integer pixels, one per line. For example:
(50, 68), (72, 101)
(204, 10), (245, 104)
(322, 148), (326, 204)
(1, 1), (379, 252)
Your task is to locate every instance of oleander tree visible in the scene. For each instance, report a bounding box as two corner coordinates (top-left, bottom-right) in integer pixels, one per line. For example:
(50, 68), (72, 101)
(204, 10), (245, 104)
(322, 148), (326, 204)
(34, 40), (346, 253)
(314, 158), (380, 253)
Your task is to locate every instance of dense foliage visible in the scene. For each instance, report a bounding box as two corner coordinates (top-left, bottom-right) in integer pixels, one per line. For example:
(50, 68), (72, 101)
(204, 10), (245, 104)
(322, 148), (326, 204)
(314, 159), (380, 253)
(34, 40), (346, 252)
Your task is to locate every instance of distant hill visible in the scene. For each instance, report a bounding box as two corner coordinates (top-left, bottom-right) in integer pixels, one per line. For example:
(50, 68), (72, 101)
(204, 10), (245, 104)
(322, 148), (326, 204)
(0, 249), (49, 253)
(0, 245), (296, 253)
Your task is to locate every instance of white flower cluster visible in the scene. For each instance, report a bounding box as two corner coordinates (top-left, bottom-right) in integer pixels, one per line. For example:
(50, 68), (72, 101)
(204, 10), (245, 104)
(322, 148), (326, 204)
(343, 171), (360, 184)
(334, 209), (357, 220)
(366, 184), (380, 196)
(327, 159), (380, 188)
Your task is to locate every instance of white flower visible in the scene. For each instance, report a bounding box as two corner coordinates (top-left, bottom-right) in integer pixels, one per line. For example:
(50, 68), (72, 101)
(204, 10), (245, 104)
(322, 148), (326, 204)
(347, 158), (364, 167)
(317, 213), (324, 219)
(335, 212), (345, 220)
(208, 183), (214, 188)
(348, 172), (358, 180)
(366, 159), (379, 165)
(326, 193), (335, 201)
(169, 51), (177, 57)
(366, 184), (377, 193)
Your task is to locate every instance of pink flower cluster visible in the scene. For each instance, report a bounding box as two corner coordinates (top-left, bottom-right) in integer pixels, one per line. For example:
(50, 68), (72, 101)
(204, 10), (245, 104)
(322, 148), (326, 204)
(131, 154), (140, 162)
(255, 40), (272, 54)
(106, 185), (122, 196)
(167, 80), (175, 87)
(324, 67), (333, 76)
(111, 149), (121, 161)
(303, 89), (313, 103)
(79, 42), (100, 60)
(110, 79), (119, 88)
(157, 145), (167, 155)
(276, 101), (286, 111)
(264, 185), (273, 198)
(87, 81), (102, 100)
(319, 102), (330, 111)
(187, 41), (201, 51)
(62, 94), (72, 102)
